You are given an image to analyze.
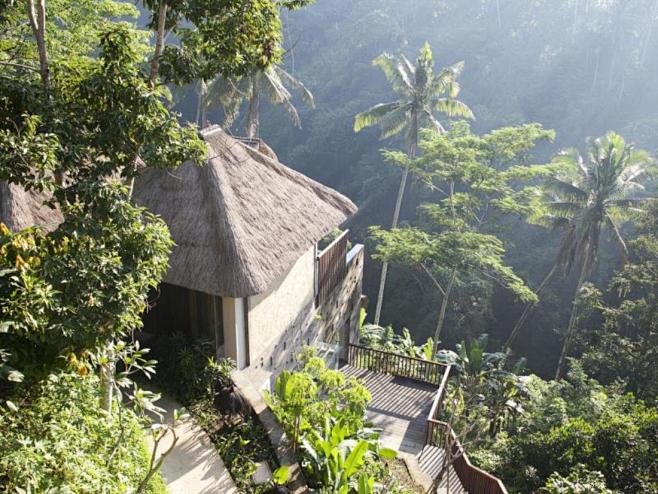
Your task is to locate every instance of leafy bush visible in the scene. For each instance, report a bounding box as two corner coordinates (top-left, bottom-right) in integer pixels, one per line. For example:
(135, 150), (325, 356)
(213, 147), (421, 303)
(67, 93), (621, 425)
(0, 372), (166, 494)
(300, 417), (399, 493)
(472, 368), (658, 493)
(540, 465), (613, 494)
(148, 333), (234, 406)
(267, 351), (371, 443)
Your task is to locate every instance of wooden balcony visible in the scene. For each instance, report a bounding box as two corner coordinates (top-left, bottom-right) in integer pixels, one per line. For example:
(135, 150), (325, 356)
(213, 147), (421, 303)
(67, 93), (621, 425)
(316, 229), (349, 305)
(343, 344), (508, 494)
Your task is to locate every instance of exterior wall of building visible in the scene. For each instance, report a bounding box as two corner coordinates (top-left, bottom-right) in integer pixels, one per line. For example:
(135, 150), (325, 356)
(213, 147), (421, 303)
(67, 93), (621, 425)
(247, 246), (317, 369)
(243, 244), (364, 390)
(222, 297), (248, 369)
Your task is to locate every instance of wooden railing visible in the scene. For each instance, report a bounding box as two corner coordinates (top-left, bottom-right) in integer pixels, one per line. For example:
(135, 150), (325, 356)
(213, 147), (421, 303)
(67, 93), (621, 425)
(426, 370), (508, 494)
(347, 343), (450, 386)
(427, 421), (508, 494)
(316, 230), (348, 305)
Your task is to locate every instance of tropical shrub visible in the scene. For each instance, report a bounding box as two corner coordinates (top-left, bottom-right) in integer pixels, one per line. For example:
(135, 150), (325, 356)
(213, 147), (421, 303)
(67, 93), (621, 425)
(267, 351), (371, 443)
(540, 465), (613, 494)
(300, 418), (397, 493)
(0, 372), (166, 494)
(471, 367), (658, 493)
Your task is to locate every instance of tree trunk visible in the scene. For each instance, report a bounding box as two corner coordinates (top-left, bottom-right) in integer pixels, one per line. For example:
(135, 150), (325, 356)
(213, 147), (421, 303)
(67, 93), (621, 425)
(555, 260), (589, 379)
(245, 74), (260, 138)
(149, 2), (168, 87)
(433, 269), (457, 355)
(27, 0), (49, 87)
(196, 80), (208, 128)
(100, 347), (116, 416)
(373, 114), (418, 325)
(504, 264), (558, 352)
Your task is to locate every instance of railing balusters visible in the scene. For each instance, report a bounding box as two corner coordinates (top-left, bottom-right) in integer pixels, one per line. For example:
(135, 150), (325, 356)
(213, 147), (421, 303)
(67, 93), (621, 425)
(347, 343), (448, 386)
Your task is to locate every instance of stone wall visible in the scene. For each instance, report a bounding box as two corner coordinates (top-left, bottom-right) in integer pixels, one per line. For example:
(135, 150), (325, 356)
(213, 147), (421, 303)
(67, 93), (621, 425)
(242, 244), (364, 390)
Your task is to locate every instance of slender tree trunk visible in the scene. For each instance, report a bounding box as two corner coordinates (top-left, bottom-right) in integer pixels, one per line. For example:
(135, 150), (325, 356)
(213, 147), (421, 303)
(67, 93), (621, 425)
(640, 0), (658, 68)
(433, 269), (457, 354)
(495, 0), (502, 29)
(373, 114), (418, 325)
(504, 264), (558, 352)
(196, 80), (208, 128)
(555, 260), (589, 379)
(27, 0), (49, 87)
(100, 345), (116, 415)
(245, 74), (260, 138)
(149, 2), (168, 87)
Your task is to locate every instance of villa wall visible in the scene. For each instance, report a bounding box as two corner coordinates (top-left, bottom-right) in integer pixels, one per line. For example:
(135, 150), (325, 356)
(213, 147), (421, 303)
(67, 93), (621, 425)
(247, 246), (316, 369)
(243, 244), (364, 390)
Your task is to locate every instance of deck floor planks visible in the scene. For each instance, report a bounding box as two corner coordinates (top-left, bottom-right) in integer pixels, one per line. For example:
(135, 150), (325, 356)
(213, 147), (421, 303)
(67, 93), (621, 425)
(340, 364), (466, 493)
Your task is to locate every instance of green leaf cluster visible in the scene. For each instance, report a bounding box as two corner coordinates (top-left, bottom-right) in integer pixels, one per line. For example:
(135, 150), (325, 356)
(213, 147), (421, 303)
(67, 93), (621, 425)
(0, 371), (166, 493)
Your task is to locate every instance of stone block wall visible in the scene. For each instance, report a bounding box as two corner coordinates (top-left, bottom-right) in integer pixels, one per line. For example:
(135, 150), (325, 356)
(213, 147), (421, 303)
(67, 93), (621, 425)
(242, 244), (364, 390)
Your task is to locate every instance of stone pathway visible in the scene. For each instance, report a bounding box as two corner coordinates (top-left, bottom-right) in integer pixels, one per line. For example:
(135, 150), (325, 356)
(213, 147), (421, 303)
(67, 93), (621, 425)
(147, 393), (238, 494)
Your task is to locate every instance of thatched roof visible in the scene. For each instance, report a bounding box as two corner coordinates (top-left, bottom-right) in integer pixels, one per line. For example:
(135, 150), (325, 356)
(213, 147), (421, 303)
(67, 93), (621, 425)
(133, 126), (357, 298)
(0, 182), (63, 232)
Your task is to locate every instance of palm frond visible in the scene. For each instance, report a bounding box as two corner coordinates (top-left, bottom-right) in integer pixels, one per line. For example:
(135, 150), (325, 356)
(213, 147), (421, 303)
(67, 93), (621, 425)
(544, 177), (588, 202)
(373, 52), (413, 94)
(377, 105), (411, 140)
(205, 76), (249, 127)
(605, 213), (629, 263)
(261, 69), (304, 128)
(431, 61), (464, 97)
(545, 201), (583, 217)
(275, 66), (315, 109)
(422, 107), (445, 134)
(262, 68), (293, 105)
(354, 101), (405, 132)
(433, 98), (474, 119)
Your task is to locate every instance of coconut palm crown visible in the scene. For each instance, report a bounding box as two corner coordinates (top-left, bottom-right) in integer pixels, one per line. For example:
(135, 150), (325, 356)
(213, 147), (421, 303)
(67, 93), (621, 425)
(353, 42), (473, 325)
(205, 63), (315, 138)
(545, 131), (655, 378)
(354, 42), (474, 154)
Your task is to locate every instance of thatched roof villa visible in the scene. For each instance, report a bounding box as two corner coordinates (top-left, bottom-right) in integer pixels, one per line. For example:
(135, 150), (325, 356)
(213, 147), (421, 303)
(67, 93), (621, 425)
(0, 126), (365, 386)
(133, 126), (365, 382)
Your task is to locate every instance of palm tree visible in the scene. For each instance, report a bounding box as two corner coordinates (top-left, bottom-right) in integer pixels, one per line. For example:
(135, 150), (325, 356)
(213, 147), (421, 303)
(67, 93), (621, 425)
(205, 62), (314, 138)
(543, 132), (654, 379)
(354, 42), (473, 325)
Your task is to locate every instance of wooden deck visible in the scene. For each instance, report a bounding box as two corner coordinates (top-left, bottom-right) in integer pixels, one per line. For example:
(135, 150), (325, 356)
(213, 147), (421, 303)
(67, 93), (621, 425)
(342, 365), (436, 452)
(341, 365), (466, 493)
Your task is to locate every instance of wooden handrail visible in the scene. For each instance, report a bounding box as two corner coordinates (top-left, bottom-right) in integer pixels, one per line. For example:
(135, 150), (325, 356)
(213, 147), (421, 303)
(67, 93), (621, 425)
(347, 343), (508, 493)
(347, 343), (450, 386)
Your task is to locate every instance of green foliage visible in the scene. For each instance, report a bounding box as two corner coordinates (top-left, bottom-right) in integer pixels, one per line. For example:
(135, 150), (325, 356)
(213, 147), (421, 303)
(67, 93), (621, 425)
(472, 367), (658, 493)
(0, 184), (173, 378)
(0, 371), (166, 493)
(146, 0), (315, 84)
(150, 334), (234, 406)
(579, 202), (658, 401)
(300, 417), (399, 493)
(354, 43), (473, 145)
(206, 61), (315, 134)
(212, 417), (279, 494)
(0, 0), (149, 66)
(540, 465), (613, 494)
(267, 351), (371, 443)
(360, 324), (434, 360)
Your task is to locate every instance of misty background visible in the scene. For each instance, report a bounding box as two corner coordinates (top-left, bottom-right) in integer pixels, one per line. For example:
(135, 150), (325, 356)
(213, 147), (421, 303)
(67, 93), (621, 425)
(172, 0), (658, 377)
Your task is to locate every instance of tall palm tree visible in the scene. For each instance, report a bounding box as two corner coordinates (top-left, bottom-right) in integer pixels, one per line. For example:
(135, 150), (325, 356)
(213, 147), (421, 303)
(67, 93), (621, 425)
(354, 42), (473, 325)
(205, 63), (314, 138)
(544, 132), (654, 379)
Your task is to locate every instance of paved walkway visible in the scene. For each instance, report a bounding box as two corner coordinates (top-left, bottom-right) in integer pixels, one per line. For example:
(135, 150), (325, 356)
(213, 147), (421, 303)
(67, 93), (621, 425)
(147, 393), (238, 494)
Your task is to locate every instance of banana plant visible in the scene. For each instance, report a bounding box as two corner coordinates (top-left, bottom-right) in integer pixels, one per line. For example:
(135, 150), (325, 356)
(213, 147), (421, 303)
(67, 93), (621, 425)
(300, 418), (396, 493)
